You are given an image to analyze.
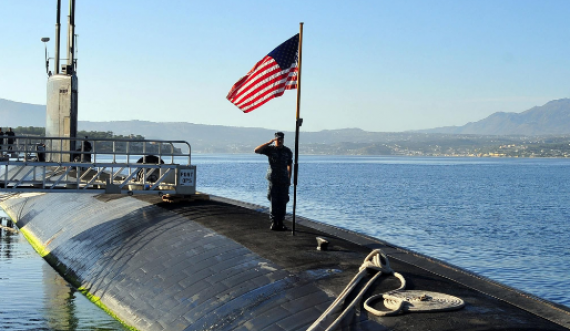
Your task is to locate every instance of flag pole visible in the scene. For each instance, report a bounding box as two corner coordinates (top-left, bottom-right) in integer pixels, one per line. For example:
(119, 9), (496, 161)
(292, 22), (303, 236)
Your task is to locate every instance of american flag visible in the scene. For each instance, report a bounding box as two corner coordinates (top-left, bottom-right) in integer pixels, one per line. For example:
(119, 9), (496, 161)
(227, 34), (299, 113)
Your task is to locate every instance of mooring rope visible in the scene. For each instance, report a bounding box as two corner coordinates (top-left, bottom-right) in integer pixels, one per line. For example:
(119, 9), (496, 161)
(306, 249), (464, 331)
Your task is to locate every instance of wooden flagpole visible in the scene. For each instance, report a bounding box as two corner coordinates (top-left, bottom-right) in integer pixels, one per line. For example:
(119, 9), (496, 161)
(292, 22), (303, 236)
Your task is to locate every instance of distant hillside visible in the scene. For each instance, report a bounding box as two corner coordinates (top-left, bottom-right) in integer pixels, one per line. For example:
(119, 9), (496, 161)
(78, 121), (416, 145)
(5, 96), (570, 137)
(419, 99), (570, 135)
(78, 121), (438, 152)
(6, 96), (570, 155)
(77, 120), (570, 157)
(82, 120), (563, 156)
(0, 98), (45, 127)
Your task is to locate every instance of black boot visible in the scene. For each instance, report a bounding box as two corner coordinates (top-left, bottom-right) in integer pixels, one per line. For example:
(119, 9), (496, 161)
(270, 219), (287, 231)
(270, 220), (278, 231)
(276, 219), (289, 231)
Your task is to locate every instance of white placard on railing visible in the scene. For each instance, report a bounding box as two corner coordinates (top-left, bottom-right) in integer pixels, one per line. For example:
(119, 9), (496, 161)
(178, 168), (195, 186)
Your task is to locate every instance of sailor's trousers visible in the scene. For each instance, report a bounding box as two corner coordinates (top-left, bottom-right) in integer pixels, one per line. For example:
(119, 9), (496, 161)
(267, 183), (290, 222)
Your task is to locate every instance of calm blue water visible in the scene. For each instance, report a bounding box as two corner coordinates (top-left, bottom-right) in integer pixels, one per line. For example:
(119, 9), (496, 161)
(194, 155), (570, 308)
(0, 214), (129, 330)
(0, 155), (568, 330)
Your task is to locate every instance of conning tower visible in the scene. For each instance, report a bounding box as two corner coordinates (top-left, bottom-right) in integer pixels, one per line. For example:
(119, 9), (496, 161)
(46, 0), (78, 162)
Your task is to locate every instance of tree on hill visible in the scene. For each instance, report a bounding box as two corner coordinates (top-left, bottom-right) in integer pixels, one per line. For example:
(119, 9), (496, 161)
(8, 126), (145, 141)
(10, 126), (45, 136)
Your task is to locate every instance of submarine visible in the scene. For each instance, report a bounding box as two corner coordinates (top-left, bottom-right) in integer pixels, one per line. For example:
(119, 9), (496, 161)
(1, 1), (570, 330)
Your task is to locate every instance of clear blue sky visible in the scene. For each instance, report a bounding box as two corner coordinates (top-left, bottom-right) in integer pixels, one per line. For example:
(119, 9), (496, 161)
(1, 1), (569, 133)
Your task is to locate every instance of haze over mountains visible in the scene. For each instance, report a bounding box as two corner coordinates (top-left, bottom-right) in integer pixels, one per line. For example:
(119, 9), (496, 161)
(418, 99), (570, 135)
(4, 97), (570, 155)
(0, 99), (45, 127)
(2, 97), (570, 137)
(2, 97), (570, 149)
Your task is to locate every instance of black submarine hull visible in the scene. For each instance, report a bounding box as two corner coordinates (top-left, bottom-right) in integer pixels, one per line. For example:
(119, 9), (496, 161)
(1, 193), (569, 331)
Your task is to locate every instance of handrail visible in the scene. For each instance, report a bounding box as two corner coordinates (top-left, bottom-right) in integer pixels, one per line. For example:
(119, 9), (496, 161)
(0, 136), (196, 195)
(0, 136), (192, 165)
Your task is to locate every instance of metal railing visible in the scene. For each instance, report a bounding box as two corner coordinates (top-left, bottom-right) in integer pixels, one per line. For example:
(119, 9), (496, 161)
(1, 135), (191, 164)
(0, 136), (196, 195)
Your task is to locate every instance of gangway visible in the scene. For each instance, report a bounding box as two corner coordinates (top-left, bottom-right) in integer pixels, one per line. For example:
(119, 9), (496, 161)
(0, 136), (196, 195)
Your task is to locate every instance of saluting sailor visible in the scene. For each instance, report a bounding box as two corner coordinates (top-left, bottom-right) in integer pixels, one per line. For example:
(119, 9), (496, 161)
(255, 132), (293, 231)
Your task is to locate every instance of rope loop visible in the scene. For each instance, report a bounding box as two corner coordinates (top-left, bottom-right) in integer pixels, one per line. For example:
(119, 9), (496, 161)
(359, 249), (393, 273)
(307, 248), (464, 330)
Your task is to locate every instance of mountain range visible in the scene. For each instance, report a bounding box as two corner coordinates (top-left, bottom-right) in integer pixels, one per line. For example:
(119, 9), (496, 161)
(2, 97), (570, 139)
(418, 98), (570, 135)
(0, 99), (45, 127)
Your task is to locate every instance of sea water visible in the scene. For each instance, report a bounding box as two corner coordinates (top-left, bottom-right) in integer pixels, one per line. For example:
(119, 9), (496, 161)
(0, 213), (129, 330)
(0, 155), (569, 330)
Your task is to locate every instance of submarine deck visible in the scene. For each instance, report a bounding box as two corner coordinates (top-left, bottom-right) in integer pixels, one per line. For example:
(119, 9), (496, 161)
(1, 192), (569, 331)
(135, 194), (570, 331)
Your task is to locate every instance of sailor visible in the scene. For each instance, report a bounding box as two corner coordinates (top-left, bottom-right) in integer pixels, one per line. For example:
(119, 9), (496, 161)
(73, 136), (92, 162)
(6, 128), (15, 151)
(255, 132), (293, 231)
(37, 143), (46, 162)
(83, 137), (92, 154)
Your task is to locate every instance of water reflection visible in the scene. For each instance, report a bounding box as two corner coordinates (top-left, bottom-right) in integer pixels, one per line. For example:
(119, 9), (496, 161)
(0, 214), (127, 331)
(0, 218), (15, 260)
